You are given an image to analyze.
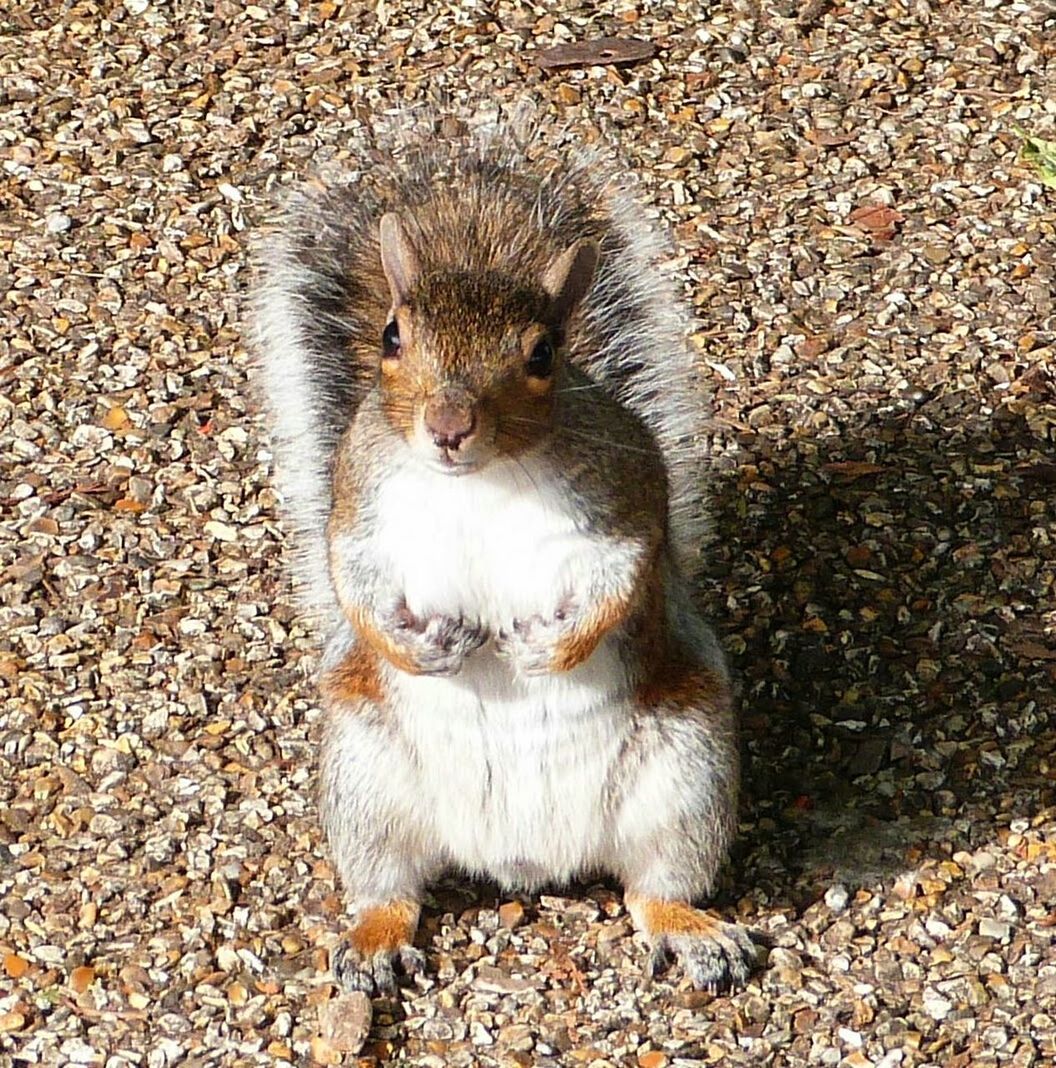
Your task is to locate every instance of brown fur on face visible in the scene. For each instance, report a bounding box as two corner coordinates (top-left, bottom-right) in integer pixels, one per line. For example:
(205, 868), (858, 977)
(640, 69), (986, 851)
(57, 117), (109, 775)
(377, 269), (560, 459)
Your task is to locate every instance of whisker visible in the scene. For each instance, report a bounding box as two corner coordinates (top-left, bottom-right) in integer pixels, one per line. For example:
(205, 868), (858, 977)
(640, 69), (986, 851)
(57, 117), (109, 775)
(560, 429), (655, 457)
(502, 416), (656, 457)
(511, 454), (546, 506)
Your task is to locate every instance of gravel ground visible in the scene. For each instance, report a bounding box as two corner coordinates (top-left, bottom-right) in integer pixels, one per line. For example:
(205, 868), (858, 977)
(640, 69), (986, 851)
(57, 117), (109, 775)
(3, 0), (1056, 1065)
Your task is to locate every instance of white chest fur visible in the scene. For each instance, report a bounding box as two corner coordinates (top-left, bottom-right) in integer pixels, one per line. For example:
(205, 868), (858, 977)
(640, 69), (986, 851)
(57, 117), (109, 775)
(370, 458), (633, 884)
(372, 457), (592, 628)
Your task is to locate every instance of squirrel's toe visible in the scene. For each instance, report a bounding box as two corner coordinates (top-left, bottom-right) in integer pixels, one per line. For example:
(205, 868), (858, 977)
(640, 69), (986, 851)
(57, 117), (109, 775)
(332, 938), (425, 997)
(399, 944), (427, 978)
(331, 938), (374, 994)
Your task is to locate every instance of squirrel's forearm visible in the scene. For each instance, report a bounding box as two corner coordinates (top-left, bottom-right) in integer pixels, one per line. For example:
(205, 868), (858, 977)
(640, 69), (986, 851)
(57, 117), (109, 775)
(328, 523), (489, 678)
(552, 532), (661, 673)
(552, 592), (637, 671)
(346, 605), (428, 675)
(328, 527), (412, 671)
(330, 570), (422, 675)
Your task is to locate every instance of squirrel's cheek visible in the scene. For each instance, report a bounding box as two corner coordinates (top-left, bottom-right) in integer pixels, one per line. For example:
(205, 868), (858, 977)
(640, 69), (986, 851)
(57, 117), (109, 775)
(378, 393), (421, 444)
(524, 374), (554, 398)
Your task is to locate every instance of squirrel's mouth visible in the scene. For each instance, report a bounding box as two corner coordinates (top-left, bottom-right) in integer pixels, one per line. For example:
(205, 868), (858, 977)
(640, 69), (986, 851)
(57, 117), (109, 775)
(428, 449), (485, 476)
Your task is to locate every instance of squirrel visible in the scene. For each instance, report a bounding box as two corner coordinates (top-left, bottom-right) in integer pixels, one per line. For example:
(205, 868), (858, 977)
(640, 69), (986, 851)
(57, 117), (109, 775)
(249, 111), (758, 995)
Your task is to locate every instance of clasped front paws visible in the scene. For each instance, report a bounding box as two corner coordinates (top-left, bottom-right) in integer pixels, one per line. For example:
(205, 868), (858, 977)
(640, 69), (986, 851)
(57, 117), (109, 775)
(380, 601), (487, 676)
(495, 597), (579, 676)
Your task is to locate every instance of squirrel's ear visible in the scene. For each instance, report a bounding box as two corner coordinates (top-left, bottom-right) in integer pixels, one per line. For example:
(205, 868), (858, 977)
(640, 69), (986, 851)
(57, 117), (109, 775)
(379, 213), (421, 307)
(542, 239), (600, 325)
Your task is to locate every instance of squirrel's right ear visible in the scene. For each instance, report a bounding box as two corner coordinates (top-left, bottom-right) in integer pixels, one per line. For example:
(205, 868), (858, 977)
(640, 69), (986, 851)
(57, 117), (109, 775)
(542, 239), (600, 326)
(379, 213), (421, 307)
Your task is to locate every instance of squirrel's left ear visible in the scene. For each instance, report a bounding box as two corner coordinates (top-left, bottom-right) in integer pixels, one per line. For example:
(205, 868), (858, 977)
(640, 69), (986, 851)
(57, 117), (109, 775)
(379, 213), (421, 307)
(542, 238), (600, 326)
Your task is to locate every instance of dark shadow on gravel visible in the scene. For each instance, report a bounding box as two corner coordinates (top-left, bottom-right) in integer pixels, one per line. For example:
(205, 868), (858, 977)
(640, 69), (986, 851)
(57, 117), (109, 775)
(704, 385), (1056, 911)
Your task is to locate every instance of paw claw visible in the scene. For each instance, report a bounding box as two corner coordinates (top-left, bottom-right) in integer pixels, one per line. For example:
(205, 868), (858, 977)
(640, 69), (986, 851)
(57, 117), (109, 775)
(331, 940), (375, 994)
(371, 951), (397, 995)
(399, 945), (426, 978)
(379, 605), (488, 675)
(647, 942), (672, 979)
(496, 607), (575, 676)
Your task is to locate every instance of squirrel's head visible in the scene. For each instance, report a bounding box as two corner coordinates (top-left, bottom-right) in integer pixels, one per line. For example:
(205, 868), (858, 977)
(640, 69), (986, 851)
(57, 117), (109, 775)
(375, 212), (598, 475)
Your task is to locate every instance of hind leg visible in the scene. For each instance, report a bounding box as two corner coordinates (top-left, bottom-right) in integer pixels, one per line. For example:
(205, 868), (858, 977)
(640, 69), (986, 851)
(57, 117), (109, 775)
(319, 641), (440, 995)
(608, 664), (758, 992)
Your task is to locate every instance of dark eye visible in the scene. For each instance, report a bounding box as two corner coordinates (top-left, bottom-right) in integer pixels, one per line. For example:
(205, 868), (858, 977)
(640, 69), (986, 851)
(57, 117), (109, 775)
(382, 320), (400, 360)
(526, 337), (554, 378)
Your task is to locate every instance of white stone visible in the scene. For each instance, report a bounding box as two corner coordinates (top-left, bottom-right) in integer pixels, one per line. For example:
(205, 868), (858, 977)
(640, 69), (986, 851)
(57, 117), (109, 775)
(824, 884), (849, 912)
(469, 1021), (494, 1046)
(979, 918), (1011, 941)
(922, 992), (953, 1021)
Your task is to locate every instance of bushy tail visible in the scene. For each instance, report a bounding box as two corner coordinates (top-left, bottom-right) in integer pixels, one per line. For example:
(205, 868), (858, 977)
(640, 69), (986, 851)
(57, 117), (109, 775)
(248, 107), (712, 630)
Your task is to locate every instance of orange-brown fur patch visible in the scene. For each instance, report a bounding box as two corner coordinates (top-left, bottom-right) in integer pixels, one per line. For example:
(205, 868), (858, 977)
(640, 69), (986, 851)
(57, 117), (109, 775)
(551, 594), (633, 672)
(626, 895), (722, 939)
(551, 542), (663, 673)
(319, 644), (383, 704)
(636, 661), (731, 713)
(349, 607), (423, 675)
(348, 900), (420, 956)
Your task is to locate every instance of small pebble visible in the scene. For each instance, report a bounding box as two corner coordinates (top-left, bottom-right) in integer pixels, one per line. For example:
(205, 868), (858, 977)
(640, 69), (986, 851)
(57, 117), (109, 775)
(824, 884), (850, 912)
(318, 992), (372, 1054)
(978, 918), (1011, 941)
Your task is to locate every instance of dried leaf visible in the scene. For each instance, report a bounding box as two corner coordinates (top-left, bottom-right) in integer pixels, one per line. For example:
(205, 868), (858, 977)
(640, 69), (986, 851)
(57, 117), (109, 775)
(114, 497), (148, 513)
(70, 965), (95, 993)
(101, 405), (132, 431)
(848, 203), (905, 237)
(535, 37), (656, 70)
(806, 129), (858, 147)
(498, 900), (526, 929)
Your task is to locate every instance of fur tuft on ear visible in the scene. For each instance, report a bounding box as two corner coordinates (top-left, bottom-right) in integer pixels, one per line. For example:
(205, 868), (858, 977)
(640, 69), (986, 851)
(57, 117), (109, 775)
(542, 238), (600, 326)
(379, 213), (421, 307)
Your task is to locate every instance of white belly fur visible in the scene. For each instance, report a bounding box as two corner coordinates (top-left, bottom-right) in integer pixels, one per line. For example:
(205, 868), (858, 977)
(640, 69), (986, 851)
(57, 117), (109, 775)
(373, 458), (633, 885)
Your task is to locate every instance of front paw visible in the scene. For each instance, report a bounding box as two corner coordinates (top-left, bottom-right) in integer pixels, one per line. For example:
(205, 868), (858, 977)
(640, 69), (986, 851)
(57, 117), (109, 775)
(383, 605), (488, 676)
(495, 602), (576, 676)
